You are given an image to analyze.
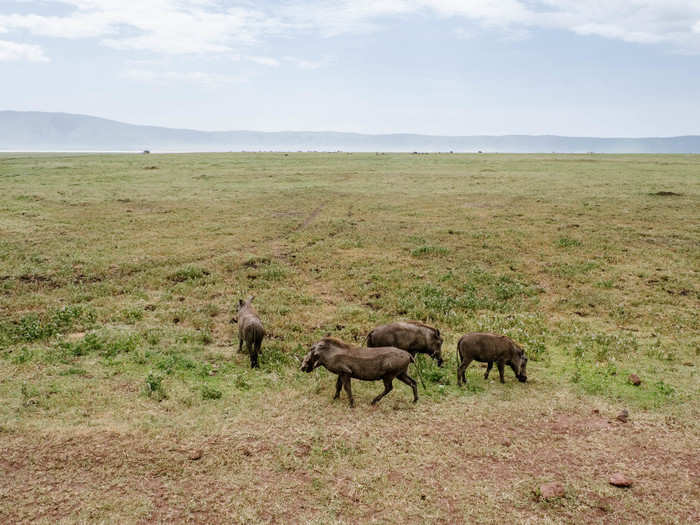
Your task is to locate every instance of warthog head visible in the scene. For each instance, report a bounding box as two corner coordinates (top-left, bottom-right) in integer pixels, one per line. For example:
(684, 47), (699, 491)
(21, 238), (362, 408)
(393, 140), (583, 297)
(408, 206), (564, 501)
(507, 344), (528, 382)
(428, 329), (444, 367)
(238, 295), (255, 312)
(301, 341), (324, 373)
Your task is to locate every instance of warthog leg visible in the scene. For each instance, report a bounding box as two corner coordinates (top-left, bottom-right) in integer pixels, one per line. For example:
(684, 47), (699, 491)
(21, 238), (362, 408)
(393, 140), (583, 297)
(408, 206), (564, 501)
(371, 377), (394, 405)
(497, 361), (505, 383)
(238, 337), (243, 354)
(397, 372), (418, 403)
(333, 376), (342, 400)
(341, 374), (354, 407)
(248, 341), (259, 368)
(484, 361), (493, 379)
(457, 357), (472, 387)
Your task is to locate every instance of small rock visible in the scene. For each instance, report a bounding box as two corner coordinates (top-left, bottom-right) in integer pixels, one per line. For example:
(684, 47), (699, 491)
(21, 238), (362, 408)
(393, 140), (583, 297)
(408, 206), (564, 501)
(616, 409), (629, 423)
(628, 374), (641, 386)
(539, 482), (565, 500)
(501, 438), (512, 447)
(188, 449), (203, 461)
(592, 409), (600, 415)
(609, 473), (633, 487)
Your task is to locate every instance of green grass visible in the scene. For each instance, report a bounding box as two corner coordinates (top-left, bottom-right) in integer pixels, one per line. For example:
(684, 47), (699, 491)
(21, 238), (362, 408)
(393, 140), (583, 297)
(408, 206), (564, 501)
(0, 152), (698, 523)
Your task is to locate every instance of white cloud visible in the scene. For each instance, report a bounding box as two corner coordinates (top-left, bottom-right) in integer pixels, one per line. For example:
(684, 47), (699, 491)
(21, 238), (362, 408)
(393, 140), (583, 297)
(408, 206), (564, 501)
(287, 0), (700, 52)
(247, 55), (280, 66)
(0, 0), (699, 57)
(283, 56), (326, 69)
(123, 68), (243, 86)
(0, 1), (281, 54)
(0, 39), (48, 61)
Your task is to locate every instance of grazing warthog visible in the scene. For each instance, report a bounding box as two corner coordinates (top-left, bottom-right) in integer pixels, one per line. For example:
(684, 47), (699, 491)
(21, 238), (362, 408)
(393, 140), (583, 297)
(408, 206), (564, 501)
(236, 296), (264, 368)
(300, 337), (418, 407)
(367, 321), (444, 366)
(457, 332), (528, 386)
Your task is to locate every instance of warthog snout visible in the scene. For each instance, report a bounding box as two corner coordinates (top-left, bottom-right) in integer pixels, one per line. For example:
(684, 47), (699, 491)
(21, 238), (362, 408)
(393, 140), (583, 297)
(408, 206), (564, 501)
(300, 345), (321, 372)
(517, 355), (528, 382)
(430, 335), (444, 367)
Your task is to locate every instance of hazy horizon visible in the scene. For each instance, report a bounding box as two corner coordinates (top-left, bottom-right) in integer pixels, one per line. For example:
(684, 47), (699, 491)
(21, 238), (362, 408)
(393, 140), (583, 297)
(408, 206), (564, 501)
(2, 110), (699, 152)
(3, 109), (700, 139)
(1, 2), (700, 137)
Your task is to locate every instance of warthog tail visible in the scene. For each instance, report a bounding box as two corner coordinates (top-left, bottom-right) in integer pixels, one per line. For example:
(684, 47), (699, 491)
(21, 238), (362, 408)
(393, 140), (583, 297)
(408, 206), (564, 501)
(249, 323), (265, 345)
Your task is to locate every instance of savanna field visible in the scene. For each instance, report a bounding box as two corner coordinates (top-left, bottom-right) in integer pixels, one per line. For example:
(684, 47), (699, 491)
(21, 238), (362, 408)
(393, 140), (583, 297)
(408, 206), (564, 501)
(0, 152), (698, 524)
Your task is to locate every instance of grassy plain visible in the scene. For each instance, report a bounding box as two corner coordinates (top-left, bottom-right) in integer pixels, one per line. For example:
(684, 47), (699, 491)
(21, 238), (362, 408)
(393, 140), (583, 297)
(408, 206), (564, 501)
(0, 152), (698, 523)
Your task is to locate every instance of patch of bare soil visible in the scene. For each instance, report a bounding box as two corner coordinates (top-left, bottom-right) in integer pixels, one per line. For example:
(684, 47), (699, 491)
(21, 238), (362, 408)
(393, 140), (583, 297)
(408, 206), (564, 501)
(1, 404), (698, 524)
(293, 204), (325, 232)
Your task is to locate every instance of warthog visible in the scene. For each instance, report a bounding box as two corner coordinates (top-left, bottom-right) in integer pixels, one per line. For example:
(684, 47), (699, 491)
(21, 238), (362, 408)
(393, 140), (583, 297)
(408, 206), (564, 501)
(236, 296), (264, 368)
(300, 337), (418, 407)
(457, 332), (528, 386)
(367, 321), (444, 366)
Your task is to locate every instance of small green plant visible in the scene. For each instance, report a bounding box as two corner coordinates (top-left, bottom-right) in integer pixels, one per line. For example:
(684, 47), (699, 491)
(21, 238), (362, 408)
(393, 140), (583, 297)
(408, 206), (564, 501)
(156, 352), (197, 375)
(11, 347), (34, 364)
(67, 332), (103, 356)
(654, 380), (675, 397)
(411, 245), (449, 257)
(144, 372), (167, 401)
(121, 307), (144, 324)
(59, 367), (88, 376)
(261, 264), (286, 281)
(234, 373), (251, 391)
(556, 237), (582, 248)
(21, 382), (40, 407)
(201, 385), (223, 400)
(102, 332), (141, 358)
(168, 266), (210, 282)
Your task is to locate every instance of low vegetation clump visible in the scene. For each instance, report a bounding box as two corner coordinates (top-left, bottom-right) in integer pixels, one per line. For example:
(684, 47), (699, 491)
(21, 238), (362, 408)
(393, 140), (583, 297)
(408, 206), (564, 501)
(168, 265), (211, 282)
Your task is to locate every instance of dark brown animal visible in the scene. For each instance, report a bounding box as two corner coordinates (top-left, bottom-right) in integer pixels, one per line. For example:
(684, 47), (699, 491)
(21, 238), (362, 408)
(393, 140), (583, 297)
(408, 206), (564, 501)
(300, 337), (418, 407)
(236, 296), (264, 368)
(367, 321), (444, 366)
(457, 332), (528, 386)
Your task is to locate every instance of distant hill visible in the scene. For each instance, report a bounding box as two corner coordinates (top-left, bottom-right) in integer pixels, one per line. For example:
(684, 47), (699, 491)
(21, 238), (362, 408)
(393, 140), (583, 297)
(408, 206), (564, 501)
(1, 111), (699, 153)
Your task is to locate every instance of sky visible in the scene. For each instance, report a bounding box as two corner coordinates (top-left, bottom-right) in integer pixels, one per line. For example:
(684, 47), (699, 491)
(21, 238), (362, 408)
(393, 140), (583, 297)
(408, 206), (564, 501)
(1, 1), (699, 137)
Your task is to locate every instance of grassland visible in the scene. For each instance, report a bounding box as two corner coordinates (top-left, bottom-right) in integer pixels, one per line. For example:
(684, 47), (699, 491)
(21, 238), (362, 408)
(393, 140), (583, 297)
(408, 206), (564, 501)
(0, 152), (698, 524)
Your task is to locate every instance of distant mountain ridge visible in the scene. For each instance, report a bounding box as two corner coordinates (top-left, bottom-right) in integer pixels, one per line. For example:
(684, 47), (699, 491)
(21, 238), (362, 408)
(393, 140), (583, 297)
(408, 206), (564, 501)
(1, 111), (699, 153)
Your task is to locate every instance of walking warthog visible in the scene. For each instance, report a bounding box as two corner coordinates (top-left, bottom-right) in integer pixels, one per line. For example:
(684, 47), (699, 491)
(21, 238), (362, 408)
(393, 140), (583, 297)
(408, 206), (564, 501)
(367, 321), (444, 366)
(236, 296), (264, 369)
(300, 337), (418, 407)
(457, 332), (528, 386)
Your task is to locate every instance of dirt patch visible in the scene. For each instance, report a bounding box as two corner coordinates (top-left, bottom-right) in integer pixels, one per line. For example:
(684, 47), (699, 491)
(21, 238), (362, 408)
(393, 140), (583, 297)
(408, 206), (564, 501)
(1, 403), (698, 524)
(293, 204), (325, 232)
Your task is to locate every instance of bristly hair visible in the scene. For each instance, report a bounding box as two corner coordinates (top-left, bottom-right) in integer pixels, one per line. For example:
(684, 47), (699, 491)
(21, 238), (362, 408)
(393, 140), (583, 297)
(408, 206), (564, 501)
(404, 320), (438, 333)
(321, 336), (356, 349)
